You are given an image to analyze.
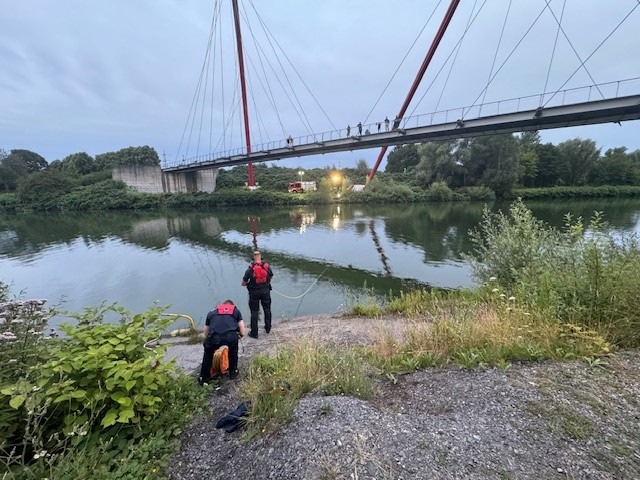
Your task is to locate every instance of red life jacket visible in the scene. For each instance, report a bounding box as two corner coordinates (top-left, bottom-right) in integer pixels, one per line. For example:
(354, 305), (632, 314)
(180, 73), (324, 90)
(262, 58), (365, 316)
(251, 262), (269, 284)
(217, 304), (235, 315)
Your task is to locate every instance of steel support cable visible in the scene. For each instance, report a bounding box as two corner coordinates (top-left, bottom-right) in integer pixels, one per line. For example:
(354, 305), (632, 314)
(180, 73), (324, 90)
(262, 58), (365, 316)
(176, 1), (219, 161)
(362, 0), (443, 125)
(434, 0), (480, 113)
(480, 0), (512, 108)
(240, 8), (288, 140)
(212, 69), (241, 155)
(460, 2), (550, 121)
(407, 0), (488, 120)
(543, 1), (639, 108)
(219, 2), (227, 152)
(541, 0), (632, 105)
(209, 0), (224, 153)
(242, 2), (315, 137)
(540, 0), (565, 107)
(193, 0), (223, 158)
(196, 22), (215, 156)
(248, 0), (338, 132)
(245, 62), (269, 146)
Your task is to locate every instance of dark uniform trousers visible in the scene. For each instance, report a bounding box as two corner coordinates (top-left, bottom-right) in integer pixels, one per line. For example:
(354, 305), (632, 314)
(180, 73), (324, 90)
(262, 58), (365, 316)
(249, 288), (272, 335)
(199, 330), (239, 381)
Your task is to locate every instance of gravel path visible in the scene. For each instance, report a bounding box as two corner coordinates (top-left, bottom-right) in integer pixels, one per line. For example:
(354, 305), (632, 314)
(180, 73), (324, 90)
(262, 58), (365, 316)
(165, 315), (640, 480)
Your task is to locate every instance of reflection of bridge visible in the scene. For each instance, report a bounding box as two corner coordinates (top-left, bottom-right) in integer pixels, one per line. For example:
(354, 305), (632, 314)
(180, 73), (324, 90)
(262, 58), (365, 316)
(164, 80), (640, 172)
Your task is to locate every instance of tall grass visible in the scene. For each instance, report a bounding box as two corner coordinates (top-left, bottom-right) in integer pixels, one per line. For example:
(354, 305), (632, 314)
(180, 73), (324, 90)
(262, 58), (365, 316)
(240, 339), (374, 437)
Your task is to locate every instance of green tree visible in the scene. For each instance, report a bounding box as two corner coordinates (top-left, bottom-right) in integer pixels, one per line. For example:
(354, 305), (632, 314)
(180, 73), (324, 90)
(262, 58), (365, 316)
(0, 150), (28, 191)
(9, 149), (48, 173)
(96, 146), (160, 168)
(62, 152), (96, 176)
(458, 134), (520, 197)
(355, 159), (369, 179)
(557, 138), (600, 186)
(517, 132), (540, 187)
(414, 141), (459, 187)
(533, 142), (565, 187)
(589, 147), (639, 185)
(385, 144), (420, 173)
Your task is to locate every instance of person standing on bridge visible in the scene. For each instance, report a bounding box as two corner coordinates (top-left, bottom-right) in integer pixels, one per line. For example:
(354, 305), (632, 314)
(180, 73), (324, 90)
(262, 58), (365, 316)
(286, 135), (293, 147)
(242, 250), (274, 339)
(346, 125), (351, 137)
(384, 117), (390, 131)
(377, 122), (381, 133)
(357, 122), (362, 136)
(198, 299), (247, 385)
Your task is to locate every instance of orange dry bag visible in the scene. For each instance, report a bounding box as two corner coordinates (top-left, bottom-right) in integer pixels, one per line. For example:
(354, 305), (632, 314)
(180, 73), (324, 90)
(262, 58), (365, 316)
(210, 345), (229, 376)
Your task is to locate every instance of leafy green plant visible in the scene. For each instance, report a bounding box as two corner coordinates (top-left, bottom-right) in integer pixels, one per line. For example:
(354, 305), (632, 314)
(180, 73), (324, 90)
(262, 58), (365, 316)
(1, 303), (179, 474)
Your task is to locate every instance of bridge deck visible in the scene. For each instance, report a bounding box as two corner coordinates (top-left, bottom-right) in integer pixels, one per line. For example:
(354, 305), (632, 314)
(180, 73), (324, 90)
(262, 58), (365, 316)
(163, 95), (640, 172)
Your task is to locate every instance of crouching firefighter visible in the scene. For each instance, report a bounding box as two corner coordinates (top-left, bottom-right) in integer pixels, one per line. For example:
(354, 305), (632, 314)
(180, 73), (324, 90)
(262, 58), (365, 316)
(199, 299), (247, 384)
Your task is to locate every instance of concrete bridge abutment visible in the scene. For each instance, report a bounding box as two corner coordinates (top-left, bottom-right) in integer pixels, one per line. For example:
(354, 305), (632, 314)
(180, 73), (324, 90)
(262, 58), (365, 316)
(112, 166), (218, 193)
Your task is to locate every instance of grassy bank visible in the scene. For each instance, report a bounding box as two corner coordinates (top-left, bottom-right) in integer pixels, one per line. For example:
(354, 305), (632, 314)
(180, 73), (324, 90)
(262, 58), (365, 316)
(238, 199), (638, 437)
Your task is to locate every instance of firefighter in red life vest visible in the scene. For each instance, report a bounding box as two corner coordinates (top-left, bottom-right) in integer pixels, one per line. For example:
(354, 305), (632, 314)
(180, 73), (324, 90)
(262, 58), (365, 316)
(241, 250), (274, 338)
(198, 299), (247, 384)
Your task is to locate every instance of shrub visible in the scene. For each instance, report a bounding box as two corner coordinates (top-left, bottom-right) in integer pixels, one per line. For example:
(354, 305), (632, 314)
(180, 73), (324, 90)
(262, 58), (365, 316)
(465, 199), (559, 287)
(0, 303), (180, 474)
(466, 199), (640, 348)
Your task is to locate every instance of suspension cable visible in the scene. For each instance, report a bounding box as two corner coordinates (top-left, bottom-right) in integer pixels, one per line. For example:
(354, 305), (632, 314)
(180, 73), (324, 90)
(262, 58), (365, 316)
(407, 0), (488, 120)
(244, 37), (288, 140)
(480, 0), (512, 107)
(240, 7), (288, 139)
(434, 0), (479, 113)
(243, 5), (314, 136)
(362, 0), (443, 125)
(460, 2), (550, 120)
(543, 1), (639, 108)
(176, 1), (220, 161)
(541, 0), (565, 106)
(542, 0), (610, 103)
(248, 0), (338, 132)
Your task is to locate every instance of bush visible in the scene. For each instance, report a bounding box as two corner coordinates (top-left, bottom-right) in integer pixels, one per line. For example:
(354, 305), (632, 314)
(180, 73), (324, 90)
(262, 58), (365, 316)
(0, 303), (198, 477)
(425, 181), (453, 201)
(466, 199), (640, 348)
(465, 199), (559, 287)
(16, 171), (77, 210)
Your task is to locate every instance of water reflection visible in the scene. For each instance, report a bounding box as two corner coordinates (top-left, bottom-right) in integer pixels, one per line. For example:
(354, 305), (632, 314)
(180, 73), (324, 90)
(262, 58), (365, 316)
(2, 199), (640, 319)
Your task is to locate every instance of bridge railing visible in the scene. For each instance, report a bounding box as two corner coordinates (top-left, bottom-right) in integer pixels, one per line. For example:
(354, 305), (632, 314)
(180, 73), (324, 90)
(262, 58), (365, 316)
(166, 77), (640, 169)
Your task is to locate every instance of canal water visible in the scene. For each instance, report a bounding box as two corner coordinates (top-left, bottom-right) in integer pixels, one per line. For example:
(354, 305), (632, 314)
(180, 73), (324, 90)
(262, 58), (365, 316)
(2, 199), (640, 328)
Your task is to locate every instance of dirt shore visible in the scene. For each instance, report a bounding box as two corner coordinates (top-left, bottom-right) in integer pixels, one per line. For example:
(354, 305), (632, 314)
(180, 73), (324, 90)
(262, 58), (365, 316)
(166, 314), (640, 480)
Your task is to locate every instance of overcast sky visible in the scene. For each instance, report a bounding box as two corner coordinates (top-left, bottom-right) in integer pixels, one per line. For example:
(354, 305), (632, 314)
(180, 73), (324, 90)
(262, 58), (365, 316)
(1, 0), (639, 170)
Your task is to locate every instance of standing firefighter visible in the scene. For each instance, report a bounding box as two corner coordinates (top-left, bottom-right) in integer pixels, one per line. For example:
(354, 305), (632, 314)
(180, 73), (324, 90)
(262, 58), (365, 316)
(241, 250), (274, 338)
(199, 299), (247, 384)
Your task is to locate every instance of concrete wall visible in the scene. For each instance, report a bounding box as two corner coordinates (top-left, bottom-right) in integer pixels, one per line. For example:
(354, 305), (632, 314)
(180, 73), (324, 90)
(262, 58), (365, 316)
(112, 166), (218, 193)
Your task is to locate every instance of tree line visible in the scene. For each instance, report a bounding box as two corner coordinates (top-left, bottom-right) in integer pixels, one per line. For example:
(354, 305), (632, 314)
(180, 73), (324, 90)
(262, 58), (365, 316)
(0, 146), (159, 191)
(385, 133), (640, 197)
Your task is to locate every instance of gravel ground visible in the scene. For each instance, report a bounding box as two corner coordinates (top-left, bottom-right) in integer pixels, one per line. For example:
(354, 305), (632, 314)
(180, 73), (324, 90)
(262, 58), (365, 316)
(165, 315), (640, 480)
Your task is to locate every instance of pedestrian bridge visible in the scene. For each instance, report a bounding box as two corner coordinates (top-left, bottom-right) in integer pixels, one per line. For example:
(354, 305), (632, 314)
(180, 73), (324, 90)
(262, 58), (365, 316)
(163, 80), (640, 173)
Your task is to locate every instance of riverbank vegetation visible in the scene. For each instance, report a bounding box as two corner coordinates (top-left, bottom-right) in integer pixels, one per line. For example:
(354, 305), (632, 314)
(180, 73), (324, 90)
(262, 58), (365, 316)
(0, 298), (208, 479)
(2, 132), (640, 211)
(238, 200), (637, 436)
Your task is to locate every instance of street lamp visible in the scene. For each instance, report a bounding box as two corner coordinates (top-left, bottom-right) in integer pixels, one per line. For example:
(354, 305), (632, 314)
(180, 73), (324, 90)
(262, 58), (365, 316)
(298, 170), (304, 182)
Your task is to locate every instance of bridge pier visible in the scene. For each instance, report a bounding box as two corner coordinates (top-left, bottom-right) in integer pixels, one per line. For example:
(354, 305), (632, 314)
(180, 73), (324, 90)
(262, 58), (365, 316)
(112, 166), (218, 193)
